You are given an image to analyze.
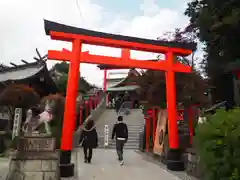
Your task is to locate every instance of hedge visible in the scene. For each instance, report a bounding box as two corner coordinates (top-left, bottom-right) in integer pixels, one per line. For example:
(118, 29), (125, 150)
(194, 108), (240, 180)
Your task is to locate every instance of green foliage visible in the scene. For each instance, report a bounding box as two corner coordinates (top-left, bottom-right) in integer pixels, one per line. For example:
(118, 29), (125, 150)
(136, 28), (207, 107)
(54, 62), (69, 74)
(55, 73), (69, 95)
(137, 70), (207, 107)
(194, 108), (240, 180)
(52, 62), (94, 95)
(184, 0), (240, 100)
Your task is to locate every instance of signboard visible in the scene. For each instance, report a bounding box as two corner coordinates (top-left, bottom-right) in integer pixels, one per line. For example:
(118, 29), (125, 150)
(104, 125), (109, 147)
(18, 137), (55, 152)
(83, 96), (89, 100)
(12, 108), (22, 140)
(153, 109), (168, 156)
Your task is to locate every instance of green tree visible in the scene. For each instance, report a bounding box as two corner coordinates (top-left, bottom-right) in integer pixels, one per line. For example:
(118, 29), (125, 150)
(137, 29), (208, 107)
(0, 84), (40, 130)
(54, 62), (69, 74)
(51, 62), (94, 95)
(184, 0), (240, 101)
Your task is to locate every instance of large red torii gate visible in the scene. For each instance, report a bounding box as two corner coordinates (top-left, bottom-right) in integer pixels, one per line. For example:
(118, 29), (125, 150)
(44, 19), (196, 175)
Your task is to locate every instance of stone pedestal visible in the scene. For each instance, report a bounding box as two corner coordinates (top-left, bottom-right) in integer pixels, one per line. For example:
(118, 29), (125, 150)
(7, 135), (60, 180)
(166, 148), (185, 171)
(186, 148), (201, 179)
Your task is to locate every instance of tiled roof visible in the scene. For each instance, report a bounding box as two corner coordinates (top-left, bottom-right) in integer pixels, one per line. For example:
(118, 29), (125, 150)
(0, 62), (44, 82)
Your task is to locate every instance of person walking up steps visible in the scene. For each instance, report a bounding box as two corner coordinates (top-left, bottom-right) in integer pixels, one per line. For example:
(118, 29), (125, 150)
(79, 119), (98, 163)
(111, 116), (128, 165)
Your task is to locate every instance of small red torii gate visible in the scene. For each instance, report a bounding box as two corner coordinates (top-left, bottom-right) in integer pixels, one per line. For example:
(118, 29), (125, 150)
(44, 19), (196, 175)
(98, 49), (131, 92)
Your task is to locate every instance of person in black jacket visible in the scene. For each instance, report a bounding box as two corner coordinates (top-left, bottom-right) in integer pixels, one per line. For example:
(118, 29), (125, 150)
(111, 116), (128, 165)
(79, 119), (98, 163)
(115, 96), (123, 114)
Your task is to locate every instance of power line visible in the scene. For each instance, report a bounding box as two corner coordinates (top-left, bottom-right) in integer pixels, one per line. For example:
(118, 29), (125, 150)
(76, 0), (84, 25)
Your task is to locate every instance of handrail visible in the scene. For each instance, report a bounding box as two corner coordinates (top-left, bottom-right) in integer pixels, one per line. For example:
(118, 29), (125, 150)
(72, 92), (106, 148)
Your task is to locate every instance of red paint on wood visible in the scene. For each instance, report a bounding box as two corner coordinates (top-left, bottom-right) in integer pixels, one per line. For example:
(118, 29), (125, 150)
(46, 29), (193, 151)
(89, 96), (92, 112)
(165, 51), (178, 149)
(152, 108), (156, 145)
(145, 117), (150, 152)
(79, 106), (83, 127)
(85, 100), (88, 120)
(60, 39), (81, 150)
(103, 69), (107, 91)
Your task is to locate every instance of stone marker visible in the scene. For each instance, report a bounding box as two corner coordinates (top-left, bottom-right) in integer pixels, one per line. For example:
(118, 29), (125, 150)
(7, 134), (60, 180)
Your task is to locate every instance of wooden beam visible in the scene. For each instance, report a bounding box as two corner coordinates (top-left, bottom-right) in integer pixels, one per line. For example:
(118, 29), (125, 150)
(50, 31), (193, 56)
(10, 62), (17, 67)
(21, 59), (29, 64)
(34, 57), (40, 61)
(36, 48), (42, 59)
(48, 50), (192, 72)
(42, 54), (48, 60)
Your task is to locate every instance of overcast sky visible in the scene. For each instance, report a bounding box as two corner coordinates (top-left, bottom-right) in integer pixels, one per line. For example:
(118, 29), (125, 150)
(0, 0), (203, 87)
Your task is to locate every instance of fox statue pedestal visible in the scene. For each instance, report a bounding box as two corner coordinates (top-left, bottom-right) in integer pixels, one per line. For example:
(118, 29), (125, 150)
(7, 134), (60, 180)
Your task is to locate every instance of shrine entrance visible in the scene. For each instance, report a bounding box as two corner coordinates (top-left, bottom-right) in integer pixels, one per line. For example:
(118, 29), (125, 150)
(44, 19), (196, 177)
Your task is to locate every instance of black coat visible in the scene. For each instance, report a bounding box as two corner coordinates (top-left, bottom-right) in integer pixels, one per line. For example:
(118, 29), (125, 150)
(115, 98), (123, 111)
(111, 122), (128, 141)
(79, 126), (98, 149)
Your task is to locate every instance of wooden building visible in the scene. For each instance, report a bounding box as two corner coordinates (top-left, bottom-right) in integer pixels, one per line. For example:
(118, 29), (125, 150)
(0, 52), (58, 129)
(0, 60), (58, 97)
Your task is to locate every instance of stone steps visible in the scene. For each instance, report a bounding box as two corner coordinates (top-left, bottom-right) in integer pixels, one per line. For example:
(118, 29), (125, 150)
(92, 109), (144, 150)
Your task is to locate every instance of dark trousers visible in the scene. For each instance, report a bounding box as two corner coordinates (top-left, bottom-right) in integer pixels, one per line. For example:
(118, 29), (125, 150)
(116, 139), (125, 161)
(83, 147), (93, 161)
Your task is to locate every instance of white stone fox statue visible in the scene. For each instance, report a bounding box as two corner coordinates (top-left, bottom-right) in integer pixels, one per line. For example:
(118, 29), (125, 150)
(22, 100), (53, 135)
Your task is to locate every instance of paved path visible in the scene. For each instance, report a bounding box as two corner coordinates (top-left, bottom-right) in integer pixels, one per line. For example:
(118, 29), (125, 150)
(76, 149), (187, 180)
(0, 158), (9, 180)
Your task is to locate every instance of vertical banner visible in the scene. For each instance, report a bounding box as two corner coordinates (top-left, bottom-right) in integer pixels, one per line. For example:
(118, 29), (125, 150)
(12, 108), (22, 140)
(153, 109), (168, 156)
(104, 125), (109, 147)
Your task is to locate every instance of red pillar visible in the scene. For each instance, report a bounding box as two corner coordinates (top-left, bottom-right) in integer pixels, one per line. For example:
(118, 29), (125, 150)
(85, 100), (88, 119)
(94, 94), (97, 108)
(165, 51), (179, 149)
(152, 108), (156, 146)
(61, 39), (81, 150)
(89, 96), (92, 111)
(145, 117), (150, 152)
(188, 106), (193, 145)
(96, 93), (99, 105)
(103, 69), (107, 91)
(79, 106), (83, 127)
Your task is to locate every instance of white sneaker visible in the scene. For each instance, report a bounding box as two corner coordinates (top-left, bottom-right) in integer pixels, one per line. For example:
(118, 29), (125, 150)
(120, 160), (124, 165)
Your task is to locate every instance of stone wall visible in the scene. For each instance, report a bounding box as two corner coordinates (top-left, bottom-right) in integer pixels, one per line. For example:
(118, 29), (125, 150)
(7, 136), (60, 180)
(8, 152), (59, 180)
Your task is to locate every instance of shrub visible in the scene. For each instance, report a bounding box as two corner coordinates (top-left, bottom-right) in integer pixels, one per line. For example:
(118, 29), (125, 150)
(194, 108), (240, 180)
(40, 94), (65, 149)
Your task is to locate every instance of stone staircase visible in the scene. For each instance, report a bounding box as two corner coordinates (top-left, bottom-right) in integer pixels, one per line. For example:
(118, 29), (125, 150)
(95, 109), (145, 149)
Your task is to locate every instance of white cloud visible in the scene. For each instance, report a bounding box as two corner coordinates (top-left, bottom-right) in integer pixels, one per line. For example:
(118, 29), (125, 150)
(0, 0), (196, 88)
(140, 0), (160, 16)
